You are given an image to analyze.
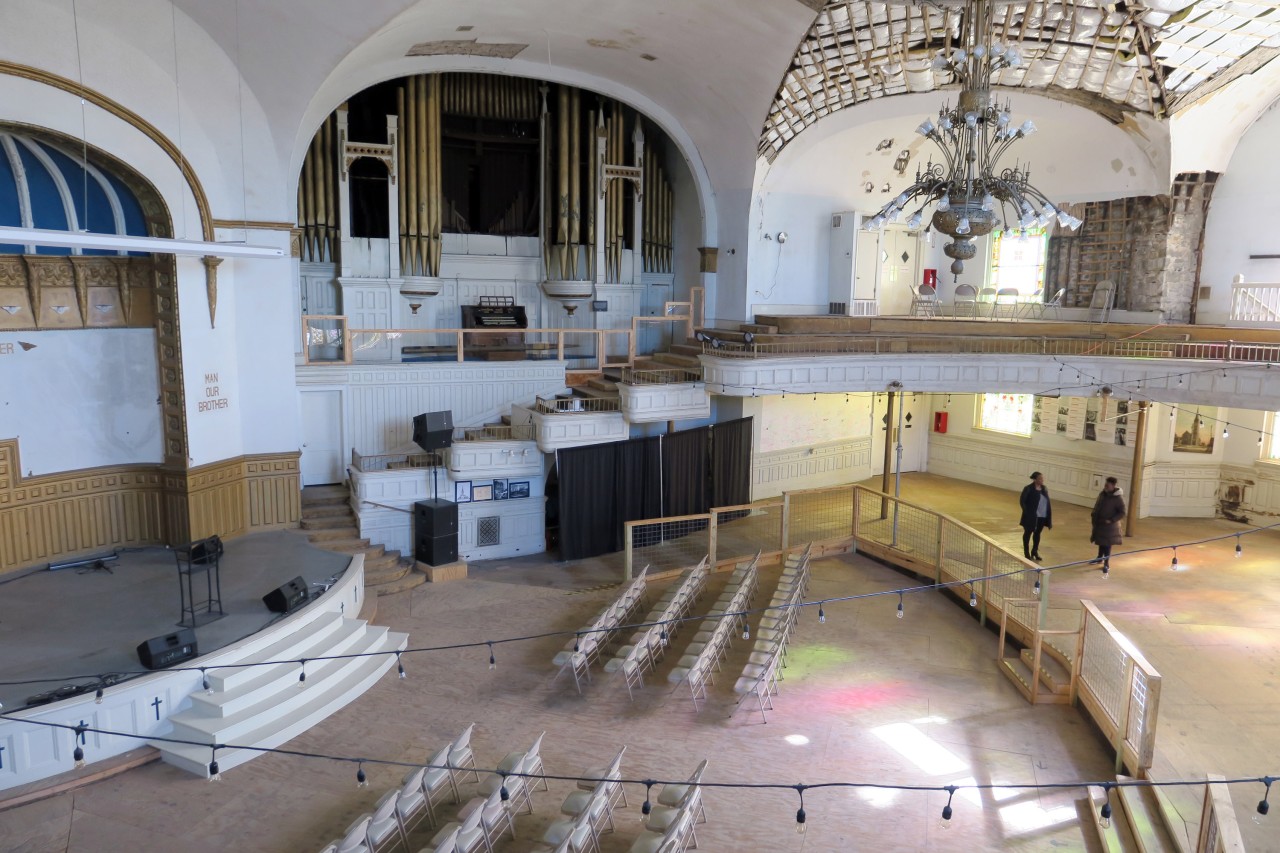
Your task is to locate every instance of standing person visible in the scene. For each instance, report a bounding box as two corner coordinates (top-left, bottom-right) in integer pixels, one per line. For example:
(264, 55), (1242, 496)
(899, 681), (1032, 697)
(1090, 477), (1126, 564)
(1019, 471), (1052, 561)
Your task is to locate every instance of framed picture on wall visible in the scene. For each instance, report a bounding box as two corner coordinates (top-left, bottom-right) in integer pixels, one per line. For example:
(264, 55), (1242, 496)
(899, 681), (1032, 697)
(1173, 406), (1216, 454)
(509, 481), (530, 499)
(455, 481), (472, 503)
(492, 479), (509, 500)
(472, 483), (493, 502)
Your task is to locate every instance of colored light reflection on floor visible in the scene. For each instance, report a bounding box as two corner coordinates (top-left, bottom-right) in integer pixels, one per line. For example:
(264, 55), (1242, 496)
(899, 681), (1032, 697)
(784, 734), (810, 746)
(783, 644), (855, 669)
(949, 777), (1076, 833)
(870, 722), (968, 776)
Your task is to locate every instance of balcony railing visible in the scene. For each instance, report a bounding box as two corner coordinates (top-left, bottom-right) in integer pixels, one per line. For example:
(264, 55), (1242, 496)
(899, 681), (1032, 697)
(700, 335), (1280, 364)
(455, 424), (536, 442)
(534, 395), (622, 414)
(620, 366), (703, 385)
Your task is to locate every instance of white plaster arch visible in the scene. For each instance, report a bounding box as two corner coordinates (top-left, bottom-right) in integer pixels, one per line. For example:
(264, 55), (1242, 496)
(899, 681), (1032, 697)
(293, 56), (719, 247)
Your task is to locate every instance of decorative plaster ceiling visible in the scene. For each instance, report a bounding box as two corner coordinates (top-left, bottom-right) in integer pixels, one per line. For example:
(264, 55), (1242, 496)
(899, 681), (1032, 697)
(761, 0), (1280, 161)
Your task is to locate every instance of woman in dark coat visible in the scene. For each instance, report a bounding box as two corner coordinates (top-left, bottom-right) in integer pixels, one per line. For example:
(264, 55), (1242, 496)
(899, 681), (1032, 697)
(1018, 471), (1052, 561)
(1090, 477), (1126, 563)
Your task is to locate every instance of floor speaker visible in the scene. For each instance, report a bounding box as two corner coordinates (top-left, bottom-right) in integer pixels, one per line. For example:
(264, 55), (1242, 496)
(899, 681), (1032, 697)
(262, 575), (309, 613)
(415, 500), (459, 564)
(417, 534), (458, 566)
(137, 627), (199, 670)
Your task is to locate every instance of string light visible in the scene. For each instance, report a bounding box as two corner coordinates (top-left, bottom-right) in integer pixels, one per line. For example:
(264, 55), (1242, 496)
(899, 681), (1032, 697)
(488, 643), (496, 670)
(897, 593), (904, 619)
(573, 634), (580, 653)
(742, 618), (751, 641)
(1100, 783), (1112, 828)
(1222, 426), (1230, 440)
(1033, 572), (1042, 595)
(1171, 547), (1179, 571)
(94, 684), (103, 704)
(397, 652), (406, 680)
(208, 746), (221, 782)
(499, 771), (510, 802)
(968, 585), (977, 607)
(818, 603), (826, 624)
(940, 785), (956, 828)
(1260, 776), (1274, 815)
(1236, 536), (1243, 559)
(72, 722), (86, 768)
(642, 780), (655, 817)
(659, 628), (668, 646)
(356, 761), (368, 788)
(201, 668), (211, 693)
(299, 660), (306, 684)
(795, 785), (807, 835)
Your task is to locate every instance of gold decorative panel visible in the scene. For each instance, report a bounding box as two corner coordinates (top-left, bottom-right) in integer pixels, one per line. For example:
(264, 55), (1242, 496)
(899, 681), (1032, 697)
(0, 256), (155, 331)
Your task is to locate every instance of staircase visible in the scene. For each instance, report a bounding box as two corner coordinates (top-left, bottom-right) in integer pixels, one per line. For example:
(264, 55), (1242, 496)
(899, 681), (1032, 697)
(1084, 777), (1188, 853)
(155, 608), (408, 778)
(300, 485), (426, 595)
(997, 633), (1074, 705)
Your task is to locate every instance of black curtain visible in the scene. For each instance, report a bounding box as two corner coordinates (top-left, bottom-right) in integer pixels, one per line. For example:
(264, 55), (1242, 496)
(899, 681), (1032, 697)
(557, 442), (620, 560)
(612, 436), (663, 552)
(711, 417), (753, 508)
(661, 427), (709, 517)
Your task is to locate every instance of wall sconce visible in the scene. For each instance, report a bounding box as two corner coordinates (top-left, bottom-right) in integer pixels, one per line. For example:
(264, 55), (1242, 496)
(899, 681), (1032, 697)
(893, 149), (911, 175)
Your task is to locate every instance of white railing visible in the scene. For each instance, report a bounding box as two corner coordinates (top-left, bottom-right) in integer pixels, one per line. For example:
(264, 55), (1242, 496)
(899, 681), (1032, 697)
(1229, 280), (1280, 324)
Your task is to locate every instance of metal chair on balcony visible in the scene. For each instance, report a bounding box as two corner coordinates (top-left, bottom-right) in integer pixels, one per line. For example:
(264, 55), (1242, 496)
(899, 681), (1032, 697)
(951, 284), (979, 318)
(910, 283), (939, 317)
(991, 288), (1021, 320)
(1032, 288), (1066, 320)
(1087, 280), (1115, 327)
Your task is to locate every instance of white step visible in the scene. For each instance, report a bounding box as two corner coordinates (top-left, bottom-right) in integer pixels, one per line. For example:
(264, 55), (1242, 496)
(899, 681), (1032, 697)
(207, 610), (347, 692)
(156, 623), (407, 778)
(169, 624), (397, 743)
(189, 620), (371, 718)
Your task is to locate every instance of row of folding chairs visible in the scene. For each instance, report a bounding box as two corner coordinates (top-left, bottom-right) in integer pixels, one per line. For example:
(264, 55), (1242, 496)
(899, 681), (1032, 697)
(733, 547), (811, 722)
(605, 557), (711, 699)
(666, 552), (761, 711)
(629, 758), (708, 852)
(537, 746), (628, 852)
(552, 560), (650, 666)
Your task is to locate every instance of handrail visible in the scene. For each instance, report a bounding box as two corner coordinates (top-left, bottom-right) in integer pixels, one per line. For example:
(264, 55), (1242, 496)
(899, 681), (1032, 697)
(360, 500), (413, 514)
(699, 335), (1275, 363)
(620, 366), (703, 385)
(534, 395), (622, 414)
(350, 450), (436, 472)
(454, 424), (536, 442)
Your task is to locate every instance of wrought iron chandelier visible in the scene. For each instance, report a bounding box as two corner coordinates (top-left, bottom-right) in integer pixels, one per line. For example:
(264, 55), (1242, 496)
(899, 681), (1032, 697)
(866, 0), (1082, 275)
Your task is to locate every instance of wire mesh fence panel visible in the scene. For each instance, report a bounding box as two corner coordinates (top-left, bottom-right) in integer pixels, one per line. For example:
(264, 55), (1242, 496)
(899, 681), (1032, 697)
(1079, 608), (1128, 726)
(856, 496), (940, 560)
(627, 516), (711, 577)
(1126, 667), (1152, 757)
(713, 502), (783, 564)
(938, 518), (984, 582)
(787, 486), (856, 545)
(986, 548), (1037, 606)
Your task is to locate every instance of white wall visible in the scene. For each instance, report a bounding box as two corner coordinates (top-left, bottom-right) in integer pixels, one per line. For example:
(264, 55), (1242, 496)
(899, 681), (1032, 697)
(746, 91), (1164, 316)
(1197, 100), (1280, 325)
(744, 393), (876, 499)
(0, 330), (162, 475)
(232, 244), (301, 455)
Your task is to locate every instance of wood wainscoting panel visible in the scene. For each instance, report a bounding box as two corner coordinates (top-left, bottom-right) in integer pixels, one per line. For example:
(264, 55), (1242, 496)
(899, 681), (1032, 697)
(0, 439), (301, 574)
(0, 439), (166, 573)
(245, 452), (302, 531)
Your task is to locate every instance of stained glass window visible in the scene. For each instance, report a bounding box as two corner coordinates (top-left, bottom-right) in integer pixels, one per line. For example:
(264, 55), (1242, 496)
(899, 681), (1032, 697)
(978, 393), (1034, 436)
(989, 227), (1048, 296)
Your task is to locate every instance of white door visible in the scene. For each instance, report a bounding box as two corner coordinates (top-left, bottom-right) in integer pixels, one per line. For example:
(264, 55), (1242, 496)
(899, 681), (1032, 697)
(300, 390), (344, 486)
(871, 393), (929, 477)
(854, 229), (879, 302)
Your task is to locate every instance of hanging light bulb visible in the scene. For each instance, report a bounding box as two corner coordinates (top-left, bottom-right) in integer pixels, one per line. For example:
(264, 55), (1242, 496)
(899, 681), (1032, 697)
(1033, 572), (1042, 595)
(796, 807), (807, 834)
(1223, 426), (1230, 439)
(1170, 547), (1179, 570)
(356, 762), (368, 788)
(1258, 776), (1274, 815)
(969, 585), (978, 607)
(208, 747), (222, 782)
(397, 652), (406, 680)
(917, 117), (936, 136)
(642, 781), (655, 817)
(488, 643), (496, 670)
(1235, 536), (1243, 558)
(201, 669), (212, 694)
(73, 744), (85, 768)
(299, 660), (307, 684)
(818, 603), (826, 624)
(1100, 791), (1112, 828)
(897, 593), (905, 619)
(940, 786), (956, 828)
(956, 217), (971, 235)
(937, 196), (951, 212)
(742, 620), (751, 641)
(95, 685), (104, 705)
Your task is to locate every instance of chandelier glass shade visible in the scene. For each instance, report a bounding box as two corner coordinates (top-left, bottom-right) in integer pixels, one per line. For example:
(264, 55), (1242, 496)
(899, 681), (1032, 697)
(866, 0), (1082, 275)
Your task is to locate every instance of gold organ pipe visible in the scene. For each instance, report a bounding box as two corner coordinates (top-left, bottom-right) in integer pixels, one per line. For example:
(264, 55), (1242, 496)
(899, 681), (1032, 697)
(419, 73), (430, 274)
(405, 77), (419, 275)
(569, 88), (581, 275)
(644, 141), (653, 274)
(664, 169), (672, 273)
(556, 85), (570, 280)
(300, 135), (314, 261)
(427, 74), (442, 277)
(587, 110), (597, 282)
(397, 85), (408, 273)
(314, 121), (327, 261)
(323, 115), (336, 261)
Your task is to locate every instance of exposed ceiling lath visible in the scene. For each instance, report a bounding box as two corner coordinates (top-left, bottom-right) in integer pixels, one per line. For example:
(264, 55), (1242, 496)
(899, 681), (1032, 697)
(760, 0), (1280, 161)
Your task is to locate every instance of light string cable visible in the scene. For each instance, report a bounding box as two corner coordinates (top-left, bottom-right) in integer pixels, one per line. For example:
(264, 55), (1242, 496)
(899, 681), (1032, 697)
(1045, 356), (1275, 444)
(4, 517), (1280, 691)
(0, 711), (1274, 817)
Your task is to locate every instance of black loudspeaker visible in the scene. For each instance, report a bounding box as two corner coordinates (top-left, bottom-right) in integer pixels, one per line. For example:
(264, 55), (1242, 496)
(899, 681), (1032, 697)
(412, 411), (454, 452)
(262, 576), (309, 614)
(185, 535), (224, 566)
(415, 499), (459, 564)
(137, 627), (199, 670)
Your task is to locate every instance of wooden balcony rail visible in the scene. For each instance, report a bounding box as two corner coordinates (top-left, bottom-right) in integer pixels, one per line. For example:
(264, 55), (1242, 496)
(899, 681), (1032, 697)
(620, 366), (703, 385)
(534, 395), (623, 414)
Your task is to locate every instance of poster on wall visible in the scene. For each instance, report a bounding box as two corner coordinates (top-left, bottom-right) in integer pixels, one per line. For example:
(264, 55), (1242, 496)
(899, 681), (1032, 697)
(1033, 395), (1059, 433)
(1065, 398), (1087, 440)
(1173, 406), (1217, 453)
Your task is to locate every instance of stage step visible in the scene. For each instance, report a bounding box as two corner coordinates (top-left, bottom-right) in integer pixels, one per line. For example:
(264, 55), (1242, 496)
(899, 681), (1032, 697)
(321, 538), (383, 558)
(1116, 776), (1182, 853)
(207, 610), (348, 693)
(155, 618), (406, 778)
(651, 351), (702, 369)
(300, 515), (355, 531)
(669, 343), (702, 357)
(998, 655), (1071, 704)
(365, 557), (412, 586)
(299, 484), (413, 596)
(306, 525), (361, 542)
(301, 502), (351, 520)
(301, 486), (350, 508)
(1018, 646), (1073, 695)
(370, 564), (427, 596)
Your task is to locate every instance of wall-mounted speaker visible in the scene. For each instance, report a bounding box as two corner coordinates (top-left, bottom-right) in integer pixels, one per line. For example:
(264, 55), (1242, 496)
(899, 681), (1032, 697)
(412, 411), (454, 452)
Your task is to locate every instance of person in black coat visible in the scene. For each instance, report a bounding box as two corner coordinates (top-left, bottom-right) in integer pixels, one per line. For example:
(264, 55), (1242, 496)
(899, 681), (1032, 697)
(1090, 477), (1126, 564)
(1018, 471), (1052, 561)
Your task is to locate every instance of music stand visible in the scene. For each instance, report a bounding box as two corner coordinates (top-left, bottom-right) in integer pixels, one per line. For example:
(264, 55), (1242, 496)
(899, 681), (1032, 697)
(175, 536), (226, 628)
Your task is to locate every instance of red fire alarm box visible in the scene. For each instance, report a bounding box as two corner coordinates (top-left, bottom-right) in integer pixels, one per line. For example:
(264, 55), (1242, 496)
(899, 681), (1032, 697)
(933, 411), (948, 433)
(922, 268), (938, 288)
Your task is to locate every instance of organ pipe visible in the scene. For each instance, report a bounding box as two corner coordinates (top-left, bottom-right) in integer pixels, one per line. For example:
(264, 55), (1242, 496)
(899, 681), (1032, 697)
(297, 114), (338, 264)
